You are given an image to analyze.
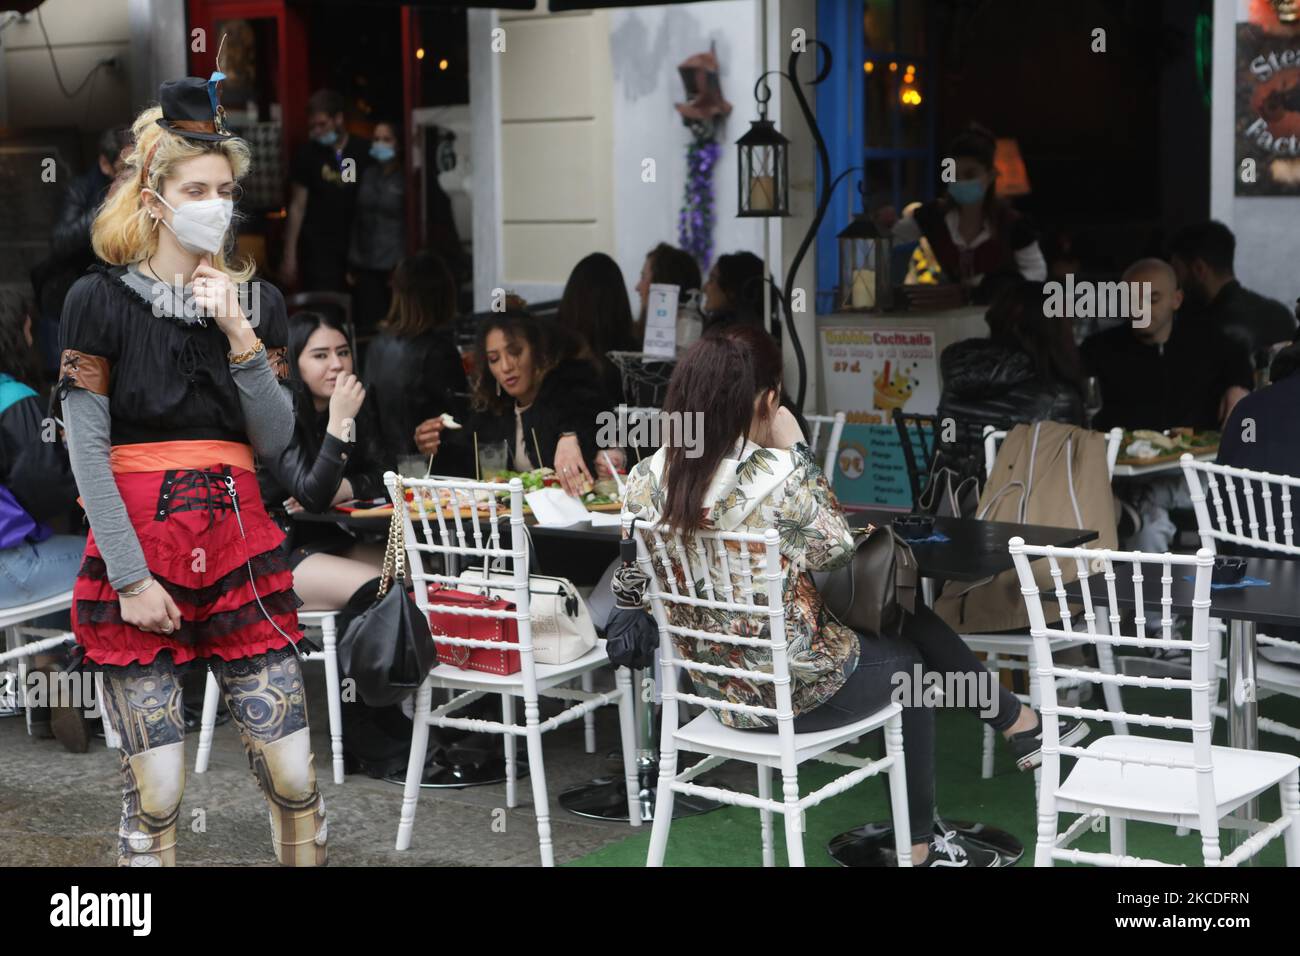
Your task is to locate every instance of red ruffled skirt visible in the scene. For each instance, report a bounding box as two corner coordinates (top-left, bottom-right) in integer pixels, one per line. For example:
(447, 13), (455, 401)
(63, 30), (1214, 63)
(72, 465), (302, 667)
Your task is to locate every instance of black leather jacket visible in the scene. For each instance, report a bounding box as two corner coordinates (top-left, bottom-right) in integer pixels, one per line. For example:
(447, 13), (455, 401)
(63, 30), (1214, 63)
(363, 329), (471, 476)
(469, 358), (609, 472)
(938, 338), (1084, 428)
(259, 402), (386, 518)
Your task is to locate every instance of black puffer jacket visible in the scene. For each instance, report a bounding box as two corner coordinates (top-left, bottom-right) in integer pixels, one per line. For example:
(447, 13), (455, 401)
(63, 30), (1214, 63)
(469, 358), (609, 472)
(938, 338), (1084, 428)
(932, 339), (1084, 492)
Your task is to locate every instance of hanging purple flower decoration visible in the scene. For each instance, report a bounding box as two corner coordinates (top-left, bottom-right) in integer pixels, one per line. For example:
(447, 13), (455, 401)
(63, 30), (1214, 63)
(678, 126), (722, 273)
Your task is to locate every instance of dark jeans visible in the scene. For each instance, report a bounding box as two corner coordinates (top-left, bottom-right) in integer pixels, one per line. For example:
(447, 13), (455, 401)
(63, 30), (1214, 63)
(746, 604), (1022, 844)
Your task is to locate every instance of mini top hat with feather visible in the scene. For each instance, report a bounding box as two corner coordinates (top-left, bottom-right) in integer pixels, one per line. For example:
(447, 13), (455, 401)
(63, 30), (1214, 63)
(154, 33), (233, 142)
(155, 76), (233, 141)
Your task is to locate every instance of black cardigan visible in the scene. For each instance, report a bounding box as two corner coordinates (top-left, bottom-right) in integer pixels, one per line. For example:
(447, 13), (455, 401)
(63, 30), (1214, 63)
(469, 358), (609, 473)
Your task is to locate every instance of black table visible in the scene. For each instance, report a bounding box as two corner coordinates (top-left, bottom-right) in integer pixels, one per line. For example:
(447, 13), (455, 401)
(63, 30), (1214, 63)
(1065, 555), (1300, 862)
(828, 511), (1100, 867)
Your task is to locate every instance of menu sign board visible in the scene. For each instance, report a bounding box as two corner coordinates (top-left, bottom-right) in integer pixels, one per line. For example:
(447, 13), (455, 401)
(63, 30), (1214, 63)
(819, 326), (939, 508)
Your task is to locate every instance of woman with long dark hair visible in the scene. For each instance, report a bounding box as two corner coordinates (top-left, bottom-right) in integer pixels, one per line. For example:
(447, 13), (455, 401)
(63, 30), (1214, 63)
(260, 309), (386, 613)
(556, 252), (637, 406)
(467, 311), (610, 496)
(701, 250), (769, 332)
(620, 323), (1086, 866)
(374, 250), (471, 476)
(57, 78), (325, 866)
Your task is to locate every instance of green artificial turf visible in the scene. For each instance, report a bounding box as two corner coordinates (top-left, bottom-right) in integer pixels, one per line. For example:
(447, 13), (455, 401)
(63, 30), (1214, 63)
(568, 684), (1300, 867)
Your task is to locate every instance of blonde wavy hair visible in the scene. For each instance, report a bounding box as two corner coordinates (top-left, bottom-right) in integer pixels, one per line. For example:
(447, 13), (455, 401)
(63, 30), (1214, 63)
(91, 104), (255, 282)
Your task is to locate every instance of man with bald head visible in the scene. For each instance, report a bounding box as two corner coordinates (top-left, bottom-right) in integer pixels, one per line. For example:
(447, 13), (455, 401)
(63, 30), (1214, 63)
(1081, 257), (1252, 432)
(1081, 258), (1254, 557)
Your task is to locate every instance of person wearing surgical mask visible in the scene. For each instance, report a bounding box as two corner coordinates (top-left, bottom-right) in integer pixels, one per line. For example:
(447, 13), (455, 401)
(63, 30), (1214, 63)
(54, 77), (325, 866)
(282, 88), (372, 294)
(346, 120), (405, 335)
(886, 125), (1047, 302)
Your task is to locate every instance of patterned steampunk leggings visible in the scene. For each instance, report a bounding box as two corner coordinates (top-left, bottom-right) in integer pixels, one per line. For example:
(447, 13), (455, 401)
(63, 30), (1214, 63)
(97, 644), (327, 866)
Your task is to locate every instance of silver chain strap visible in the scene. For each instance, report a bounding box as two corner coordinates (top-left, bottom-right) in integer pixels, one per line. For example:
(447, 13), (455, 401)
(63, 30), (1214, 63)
(377, 475), (407, 598)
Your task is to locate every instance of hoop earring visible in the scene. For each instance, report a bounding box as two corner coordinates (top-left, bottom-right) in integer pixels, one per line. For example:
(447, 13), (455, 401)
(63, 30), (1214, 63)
(496, 378), (502, 397)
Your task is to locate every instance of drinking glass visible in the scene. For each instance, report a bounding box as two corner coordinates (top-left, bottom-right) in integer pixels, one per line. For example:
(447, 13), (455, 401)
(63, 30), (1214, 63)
(478, 441), (509, 480)
(1083, 376), (1103, 429)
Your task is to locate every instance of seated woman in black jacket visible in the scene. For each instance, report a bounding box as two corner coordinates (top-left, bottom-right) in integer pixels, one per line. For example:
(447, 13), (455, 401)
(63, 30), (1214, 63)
(934, 279), (1085, 484)
(468, 311), (611, 497)
(260, 310), (386, 612)
(366, 250), (471, 476)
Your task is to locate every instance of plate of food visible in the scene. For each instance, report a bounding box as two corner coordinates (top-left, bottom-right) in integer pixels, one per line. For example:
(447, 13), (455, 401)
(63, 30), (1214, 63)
(1115, 428), (1219, 467)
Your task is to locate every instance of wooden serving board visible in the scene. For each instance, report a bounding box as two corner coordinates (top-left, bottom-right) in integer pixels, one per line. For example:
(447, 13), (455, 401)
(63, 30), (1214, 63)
(343, 500), (623, 520)
(1115, 445), (1218, 468)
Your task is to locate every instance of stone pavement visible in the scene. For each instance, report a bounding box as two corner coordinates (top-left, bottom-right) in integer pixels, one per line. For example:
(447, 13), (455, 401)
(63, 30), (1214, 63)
(0, 677), (654, 867)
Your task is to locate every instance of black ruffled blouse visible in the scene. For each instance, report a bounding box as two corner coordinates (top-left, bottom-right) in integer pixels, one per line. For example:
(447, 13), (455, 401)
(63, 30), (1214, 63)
(54, 263), (290, 444)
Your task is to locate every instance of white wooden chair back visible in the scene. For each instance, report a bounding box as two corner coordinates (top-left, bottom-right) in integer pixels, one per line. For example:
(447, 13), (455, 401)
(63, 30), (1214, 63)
(631, 518), (795, 745)
(1181, 455), (1300, 556)
(806, 411), (846, 485)
(983, 425), (1123, 480)
(384, 472), (539, 687)
(1008, 539), (1221, 851)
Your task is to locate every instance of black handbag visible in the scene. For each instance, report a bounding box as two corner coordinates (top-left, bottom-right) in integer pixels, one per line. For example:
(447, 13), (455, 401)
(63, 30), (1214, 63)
(813, 523), (919, 639)
(337, 499), (438, 707)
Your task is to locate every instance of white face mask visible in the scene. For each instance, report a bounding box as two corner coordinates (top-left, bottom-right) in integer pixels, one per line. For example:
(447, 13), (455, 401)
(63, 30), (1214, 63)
(147, 189), (234, 256)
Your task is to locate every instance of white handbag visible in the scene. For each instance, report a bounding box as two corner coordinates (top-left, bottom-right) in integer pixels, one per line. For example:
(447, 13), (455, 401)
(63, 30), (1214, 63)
(458, 567), (598, 665)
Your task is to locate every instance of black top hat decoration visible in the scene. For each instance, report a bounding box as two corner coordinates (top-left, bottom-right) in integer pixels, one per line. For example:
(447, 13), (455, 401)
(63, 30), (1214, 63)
(155, 32), (234, 142)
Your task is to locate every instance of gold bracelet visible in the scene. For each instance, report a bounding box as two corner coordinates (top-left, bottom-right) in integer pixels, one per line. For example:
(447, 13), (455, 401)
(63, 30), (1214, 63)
(228, 337), (264, 365)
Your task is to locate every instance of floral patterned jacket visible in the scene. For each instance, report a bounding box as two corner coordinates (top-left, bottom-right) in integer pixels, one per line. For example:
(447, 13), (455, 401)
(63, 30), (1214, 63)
(621, 440), (858, 729)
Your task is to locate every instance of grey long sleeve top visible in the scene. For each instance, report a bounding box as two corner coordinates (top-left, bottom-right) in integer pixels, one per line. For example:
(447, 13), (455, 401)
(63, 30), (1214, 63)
(57, 264), (295, 590)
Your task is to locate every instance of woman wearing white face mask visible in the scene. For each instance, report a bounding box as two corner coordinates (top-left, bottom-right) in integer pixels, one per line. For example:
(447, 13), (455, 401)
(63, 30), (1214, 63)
(887, 125), (1047, 301)
(346, 119), (405, 335)
(54, 76), (326, 866)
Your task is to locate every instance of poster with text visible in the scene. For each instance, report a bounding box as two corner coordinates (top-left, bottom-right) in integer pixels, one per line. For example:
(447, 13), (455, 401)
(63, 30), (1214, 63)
(1236, 5), (1300, 196)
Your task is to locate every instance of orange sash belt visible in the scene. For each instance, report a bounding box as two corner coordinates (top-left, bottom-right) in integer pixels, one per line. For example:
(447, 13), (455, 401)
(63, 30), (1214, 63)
(109, 440), (256, 475)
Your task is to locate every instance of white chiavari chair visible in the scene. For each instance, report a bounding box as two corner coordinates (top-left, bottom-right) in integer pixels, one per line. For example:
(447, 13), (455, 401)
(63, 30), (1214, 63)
(1009, 539), (1299, 866)
(968, 426), (1126, 779)
(805, 411), (847, 487)
(1182, 455), (1300, 743)
(391, 473), (638, 866)
(194, 610), (345, 783)
(635, 517), (911, 867)
(0, 591), (120, 748)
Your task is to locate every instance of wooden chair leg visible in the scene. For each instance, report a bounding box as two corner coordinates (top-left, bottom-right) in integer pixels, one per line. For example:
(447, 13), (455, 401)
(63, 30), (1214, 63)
(614, 668), (640, 826)
(502, 693), (518, 809)
(396, 679), (433, 851)
(757, 765), (774, 867)
(885, 716), (913, 867)
(581, 671), (596, 754)
(194, 669), (220, 773)
(320, 616), (345, 785)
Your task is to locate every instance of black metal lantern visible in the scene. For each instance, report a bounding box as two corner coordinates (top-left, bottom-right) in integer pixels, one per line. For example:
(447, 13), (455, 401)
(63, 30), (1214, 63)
(736, 97), (789, 217)
(836, 213), (893, 312)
